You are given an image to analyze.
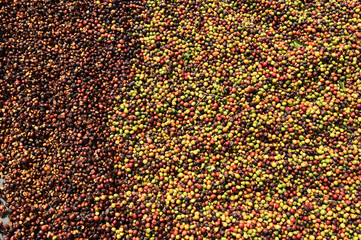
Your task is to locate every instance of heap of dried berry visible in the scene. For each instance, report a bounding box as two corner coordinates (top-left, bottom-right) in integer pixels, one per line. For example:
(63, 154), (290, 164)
(1, 0), (361, 240)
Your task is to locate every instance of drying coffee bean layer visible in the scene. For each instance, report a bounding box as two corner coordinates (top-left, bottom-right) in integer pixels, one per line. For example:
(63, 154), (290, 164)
(1, 0), (361, 240)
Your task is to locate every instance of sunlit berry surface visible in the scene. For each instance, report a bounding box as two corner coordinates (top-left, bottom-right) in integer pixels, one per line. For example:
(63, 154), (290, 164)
(1, 0), (361, 240)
